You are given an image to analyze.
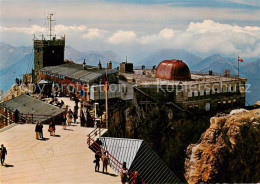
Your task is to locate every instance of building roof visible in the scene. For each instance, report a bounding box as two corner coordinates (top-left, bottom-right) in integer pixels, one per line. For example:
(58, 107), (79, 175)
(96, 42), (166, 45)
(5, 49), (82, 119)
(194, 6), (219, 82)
(41, 62), (117, 82)
(155, 59), (191, 80)
(0, 95), (65, 123)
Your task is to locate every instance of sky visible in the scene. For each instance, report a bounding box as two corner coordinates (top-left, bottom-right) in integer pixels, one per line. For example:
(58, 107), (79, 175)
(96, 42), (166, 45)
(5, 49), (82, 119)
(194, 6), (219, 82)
(0, 0), (260, 61)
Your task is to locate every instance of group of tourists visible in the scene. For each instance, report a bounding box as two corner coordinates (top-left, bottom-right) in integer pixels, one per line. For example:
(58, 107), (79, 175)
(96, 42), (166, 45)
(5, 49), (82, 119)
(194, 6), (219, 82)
(93, 150), (142, 184)
(94, 151), (109, 173)
(35, 121), (56, 139)
(62, 104), (79, 130)
(120, 162), (142, 184)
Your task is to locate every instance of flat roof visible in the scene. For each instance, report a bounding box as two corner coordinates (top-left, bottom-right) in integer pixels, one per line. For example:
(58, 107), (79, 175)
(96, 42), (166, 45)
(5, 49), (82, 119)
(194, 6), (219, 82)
(0, 95), (65, 122)
(41, 62), (117, 82)
(123, 70), (246, 86)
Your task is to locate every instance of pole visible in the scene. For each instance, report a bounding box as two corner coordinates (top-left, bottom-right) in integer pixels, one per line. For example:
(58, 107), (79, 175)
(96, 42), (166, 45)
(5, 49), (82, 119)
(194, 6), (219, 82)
(238, 56), (240, 78)
(105, 68), (108, 129)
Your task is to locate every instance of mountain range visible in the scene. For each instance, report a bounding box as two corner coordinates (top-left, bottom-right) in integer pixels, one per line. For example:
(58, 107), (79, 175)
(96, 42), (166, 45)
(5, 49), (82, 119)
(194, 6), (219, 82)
(0, 42), (259, 105)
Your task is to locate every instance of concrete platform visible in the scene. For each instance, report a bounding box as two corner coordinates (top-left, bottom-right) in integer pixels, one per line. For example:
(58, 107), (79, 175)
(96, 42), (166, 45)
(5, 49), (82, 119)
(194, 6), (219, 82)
(0, 124), (119, 184)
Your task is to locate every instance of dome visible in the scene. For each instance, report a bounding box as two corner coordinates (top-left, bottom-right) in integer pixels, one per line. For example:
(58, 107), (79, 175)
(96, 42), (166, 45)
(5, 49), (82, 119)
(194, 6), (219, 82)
(155, 59), (191, 80)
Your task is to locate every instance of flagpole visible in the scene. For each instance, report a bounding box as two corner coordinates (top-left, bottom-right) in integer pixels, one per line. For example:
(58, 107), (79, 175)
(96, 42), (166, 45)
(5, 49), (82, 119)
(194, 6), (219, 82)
(238, 55), (240, 78)
(105, 65), (108, 129)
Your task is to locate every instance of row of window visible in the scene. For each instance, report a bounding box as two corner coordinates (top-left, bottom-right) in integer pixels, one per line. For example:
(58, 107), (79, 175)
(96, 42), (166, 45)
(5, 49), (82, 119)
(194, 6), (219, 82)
(188, 87), (239, 97)
(42, 71), (87, 84)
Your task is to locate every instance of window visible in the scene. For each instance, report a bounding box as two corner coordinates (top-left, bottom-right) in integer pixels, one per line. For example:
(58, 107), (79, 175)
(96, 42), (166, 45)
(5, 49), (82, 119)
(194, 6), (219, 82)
(83, 91), (86, 97)
(37, 60), (40, 66)
(192, 92), (194, 97)
(231, 86), (234, 92)
(204, 90), (207, 95)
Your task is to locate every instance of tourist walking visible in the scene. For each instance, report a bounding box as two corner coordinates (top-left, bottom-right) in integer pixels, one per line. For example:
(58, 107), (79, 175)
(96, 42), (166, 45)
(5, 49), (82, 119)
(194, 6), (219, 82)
(101, 151), (109, 173)
(39, 123), (43, 139)
(0, 144), (7, 166)
(49, 121), (54, 136)
(35, 122), (40, 139)
(131, 171), (142, 184)
(66, 109), (73, 126)
(94, 151), (101, 172)
(121, 162), (128, 184)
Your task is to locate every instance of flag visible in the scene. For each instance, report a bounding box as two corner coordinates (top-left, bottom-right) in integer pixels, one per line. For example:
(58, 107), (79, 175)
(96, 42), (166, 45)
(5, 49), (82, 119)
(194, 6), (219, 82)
(238, 56), (243, 62)
(104, 76), (109, 92)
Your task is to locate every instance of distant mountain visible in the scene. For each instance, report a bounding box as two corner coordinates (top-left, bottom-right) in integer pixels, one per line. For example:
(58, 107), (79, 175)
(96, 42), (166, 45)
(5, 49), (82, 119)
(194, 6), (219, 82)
(194, 54), (260, 105)
(192, 54), (238, 74)
(0, 43), (122, 92)
(241, 59), (260, 105)
(0, 42), (32, 70)
(65, 46), (122, 67)
(140, 49), (202, 67)
(0, 53), (31, 92)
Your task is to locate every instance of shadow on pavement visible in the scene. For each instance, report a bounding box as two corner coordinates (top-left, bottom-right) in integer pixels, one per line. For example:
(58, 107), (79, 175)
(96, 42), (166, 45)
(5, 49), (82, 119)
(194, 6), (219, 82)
(52, 135), (61, 137)
(4, 164), (14, 167)
(39, 138), (50, 141)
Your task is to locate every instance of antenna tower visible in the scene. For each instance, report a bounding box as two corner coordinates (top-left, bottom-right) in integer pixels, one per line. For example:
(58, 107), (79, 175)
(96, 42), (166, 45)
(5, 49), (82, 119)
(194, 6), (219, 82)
(47, 13), (55, 40)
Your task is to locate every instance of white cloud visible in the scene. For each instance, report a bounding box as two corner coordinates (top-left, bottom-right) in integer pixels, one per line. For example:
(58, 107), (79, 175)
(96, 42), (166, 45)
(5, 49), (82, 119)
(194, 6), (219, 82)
(108, 30), (137, 44)
(0, 20), (259, 59)
(159, 28), (175, 39)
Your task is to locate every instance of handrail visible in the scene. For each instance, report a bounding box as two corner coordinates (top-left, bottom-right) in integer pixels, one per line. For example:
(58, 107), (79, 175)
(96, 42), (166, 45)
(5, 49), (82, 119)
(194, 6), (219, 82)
(87, 134), (146, 184)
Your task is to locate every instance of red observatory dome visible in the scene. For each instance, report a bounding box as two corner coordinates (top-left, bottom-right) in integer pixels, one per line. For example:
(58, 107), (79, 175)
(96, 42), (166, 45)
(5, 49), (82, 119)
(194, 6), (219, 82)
(155, 59), (191, 80)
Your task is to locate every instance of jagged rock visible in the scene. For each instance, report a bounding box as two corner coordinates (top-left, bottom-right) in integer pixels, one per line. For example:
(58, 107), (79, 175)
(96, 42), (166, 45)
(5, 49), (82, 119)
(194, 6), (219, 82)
(184, 109), (260, 183)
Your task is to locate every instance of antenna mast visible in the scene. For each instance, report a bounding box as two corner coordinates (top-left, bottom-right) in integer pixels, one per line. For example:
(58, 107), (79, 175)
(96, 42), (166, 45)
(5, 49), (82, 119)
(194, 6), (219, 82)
(47, 13), (54, 40)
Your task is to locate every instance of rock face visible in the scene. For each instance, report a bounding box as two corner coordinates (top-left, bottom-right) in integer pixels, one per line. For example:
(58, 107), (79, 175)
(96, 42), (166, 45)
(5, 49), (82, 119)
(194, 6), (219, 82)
(185, 108), (260, 183)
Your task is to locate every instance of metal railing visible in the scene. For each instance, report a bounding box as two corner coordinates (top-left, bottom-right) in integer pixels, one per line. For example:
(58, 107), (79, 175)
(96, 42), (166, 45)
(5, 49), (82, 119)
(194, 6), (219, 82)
(87, 136), (146, 183)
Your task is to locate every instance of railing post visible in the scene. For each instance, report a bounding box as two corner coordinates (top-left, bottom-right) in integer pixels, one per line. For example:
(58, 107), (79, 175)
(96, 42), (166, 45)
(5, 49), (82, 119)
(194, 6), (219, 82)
(88, 134), (90, 146)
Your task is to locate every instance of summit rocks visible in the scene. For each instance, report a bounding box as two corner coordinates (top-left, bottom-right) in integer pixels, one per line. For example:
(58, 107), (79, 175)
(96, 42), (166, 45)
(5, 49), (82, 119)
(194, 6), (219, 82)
(184, 108), (260, 183)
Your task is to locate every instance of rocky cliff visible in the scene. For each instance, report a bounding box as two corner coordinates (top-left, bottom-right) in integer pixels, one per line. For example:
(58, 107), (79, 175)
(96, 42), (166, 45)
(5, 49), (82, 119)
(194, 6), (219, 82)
(185, 108), (260, 183)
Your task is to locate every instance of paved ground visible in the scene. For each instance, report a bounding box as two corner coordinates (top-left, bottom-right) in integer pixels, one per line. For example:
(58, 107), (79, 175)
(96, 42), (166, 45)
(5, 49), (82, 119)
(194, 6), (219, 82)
(0, 124), (119, 184)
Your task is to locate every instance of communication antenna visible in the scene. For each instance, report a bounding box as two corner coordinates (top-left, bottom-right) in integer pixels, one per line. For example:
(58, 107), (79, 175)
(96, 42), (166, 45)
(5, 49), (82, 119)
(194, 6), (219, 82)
(47, 13), (55, 40)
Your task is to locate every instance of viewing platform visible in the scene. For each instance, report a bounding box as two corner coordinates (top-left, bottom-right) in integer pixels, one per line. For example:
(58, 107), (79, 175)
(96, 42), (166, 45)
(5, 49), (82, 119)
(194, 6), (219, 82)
(0, 124), (118, 184)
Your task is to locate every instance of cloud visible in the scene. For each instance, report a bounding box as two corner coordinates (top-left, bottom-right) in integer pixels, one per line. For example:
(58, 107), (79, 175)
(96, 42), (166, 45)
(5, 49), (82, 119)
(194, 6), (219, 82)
(81, 29), (106, 39)
(0, 20), (259, 59)
(108, 30), (137, 44)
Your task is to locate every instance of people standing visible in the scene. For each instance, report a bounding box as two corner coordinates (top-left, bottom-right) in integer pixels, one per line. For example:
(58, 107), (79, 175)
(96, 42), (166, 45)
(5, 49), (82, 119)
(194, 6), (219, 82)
(73, 105), (78, 123)
(0, 144), (7, 166)
(62, 112), (67, 130)
(121, 162), (128, 184)
(66, 109), (73, 126)
(131, 171), (142, 184)
(39, 123), (43, 139)
(95, 151), (101, 172)
(49, 121), (54, 136)
(101, 151), (109, 173)
(35, 122), (40, 139)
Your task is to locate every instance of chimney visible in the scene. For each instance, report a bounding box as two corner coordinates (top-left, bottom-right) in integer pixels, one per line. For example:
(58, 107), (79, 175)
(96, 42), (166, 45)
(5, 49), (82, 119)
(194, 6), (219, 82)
(107, 61), (112, 69)
(83, 59), (86, 69)
(98, 60), (102, 69)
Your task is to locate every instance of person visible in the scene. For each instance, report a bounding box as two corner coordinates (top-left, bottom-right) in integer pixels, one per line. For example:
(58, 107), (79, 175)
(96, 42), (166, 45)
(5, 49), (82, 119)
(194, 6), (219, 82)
(95, 151), (101, 172)
(49, 122), (54, 136)
(14, 109), (19, 123)
(131, 171), (142, 184)
(60, 100), (64, 107)
(101, 151), (109, 173)
(66, 109), (73, 126)
(39, 123), (43, 139)
(121, 162), (128, 184)
(52, 122), (56, 135)
(62, 112), (67, 130)
(35, 122), (40, 139)
(0, 144), (7, 166)
(73, 105), (78, 123)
